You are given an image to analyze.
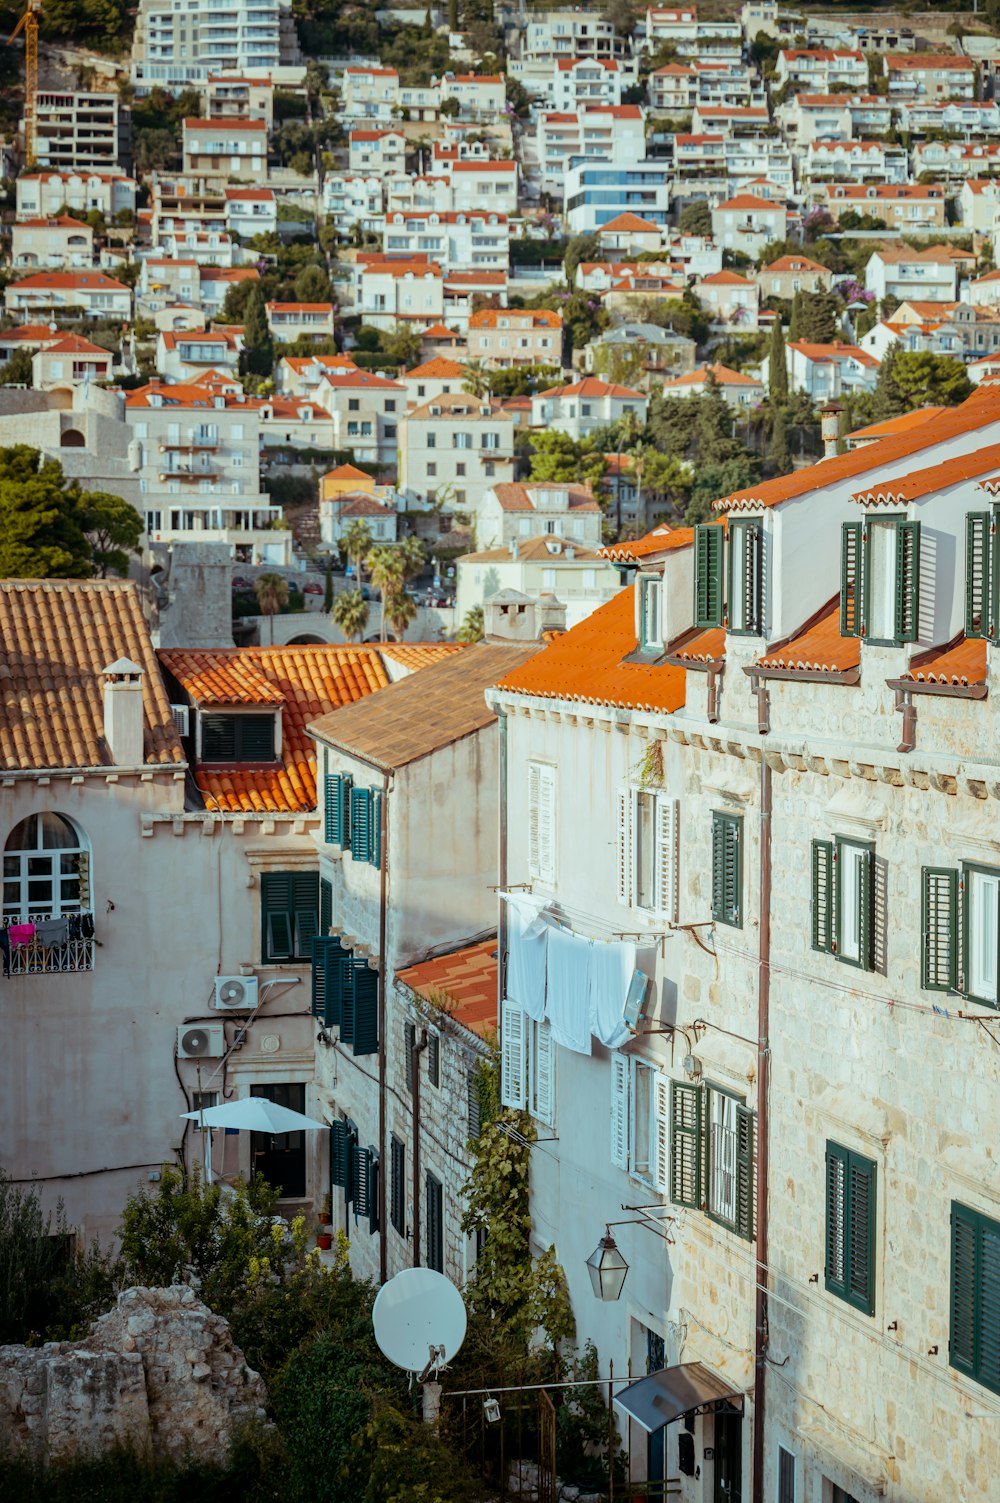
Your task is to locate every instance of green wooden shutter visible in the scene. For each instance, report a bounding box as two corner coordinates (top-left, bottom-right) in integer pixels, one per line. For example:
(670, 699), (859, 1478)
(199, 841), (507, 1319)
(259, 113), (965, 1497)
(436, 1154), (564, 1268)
(238, 715), (276, 761)
(848, 1154), (876, 1316)
(368, 1149), (380, 1234)
(202, 714), (236, 760)
(426, 1172), (443, 1272)
(325, 774), (341, 843)
(711, 812), (742, 926)
(369, 791), (382, 867)
(351, 959), (379, 1056)
(728, 520), (762, 635)
(320, 876), (332, 935)
(735, 1105), (756, 1243)
(894, 519), (920, 642)
(330, 1119), (348, 1188)
(341, 961), (356, 1047)
(390, 1135), (405, 1234)
(950, 1201), (979, 1378)
(840, 522), (864, 638)
(405, 1022), (416, 1092)
(922, 867), (958, 991)
(260, 872), (293, 961)
(811, 840), (834, 954)
(344, 1121), (358, 1209)
(351, 787), (372, 863)
(353, 1144), (371, 1219)
(669, 1080), (702, 1209)
(428, 1034), (440, 1087)
(978, 1212), (1000, 1393)
(312, 936), (349, 1026)
(694, 524), (725, 629)
(311, 935), (334, 1021)
(966, 512), (992, 639)
(467, 1069), (482, 1140)
(291, 872), (319, 959)
(825, 1142), (848, 1301)
(858, 846), (874, 972)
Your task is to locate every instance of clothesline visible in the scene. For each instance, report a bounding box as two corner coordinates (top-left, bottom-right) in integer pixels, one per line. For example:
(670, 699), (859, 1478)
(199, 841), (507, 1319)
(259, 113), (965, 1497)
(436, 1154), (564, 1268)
(498, 889), (661, 946)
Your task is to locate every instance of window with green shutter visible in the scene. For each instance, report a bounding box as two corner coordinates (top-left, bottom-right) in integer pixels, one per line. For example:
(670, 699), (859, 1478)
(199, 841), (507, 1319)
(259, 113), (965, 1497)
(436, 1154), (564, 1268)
(428, 1034), (440, 1087)
(368, 1149), (380, 1235)
(260, 871), (319, 962)
(349, 787), (381, 866)
(324, 773), (353, 846)
(369, 790), (383, 868)
(843, 515), (921, 647)
(812, 837), (876, 970)
(950, 1201), (1000, 1396)
(343, 1120), (358, 1210)
(922, 867), (958, 991)
(638, 573), (664, 653)
(201, 713), (276, 762)
(711, 811), (742, 927)
(426, 1172), (444, 1272)
(669, 1080), (702, 1209)
(919, 862), (1000, 1007)
(966, 511), (996, 640)
(390, 1136), (406, 1235)
(342, 956), (378, 1056)
(727, 519), (763, 635)
(694, 523), (725, 629)
(353, 1142), (371, 1221)
(311, 934), (349, 1025)
(330, 1119), (347, 1189)
(840, 521), (865, 638)
(811, 840), (834, 954)
(825, 1142), (876, 1316)
(669, 1079), (755, 1242)
(320, 876), (332, 935)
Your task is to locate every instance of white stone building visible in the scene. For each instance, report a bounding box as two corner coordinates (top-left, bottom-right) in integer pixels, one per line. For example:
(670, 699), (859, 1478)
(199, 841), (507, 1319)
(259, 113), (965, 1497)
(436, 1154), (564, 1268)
(398, 393), (515, 514)
(11, 217), (95, 270)
(476, 481), (603, 550)
(181, 117), (269, 181)
(131, 0), (294, 89)
(33, 91), (126, 174)
(531, 377), (648, 442)
(15, 170), (137, 223)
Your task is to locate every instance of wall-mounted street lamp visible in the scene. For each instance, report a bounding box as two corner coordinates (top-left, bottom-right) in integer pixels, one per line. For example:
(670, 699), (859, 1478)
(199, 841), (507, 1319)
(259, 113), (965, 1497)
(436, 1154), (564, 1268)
(586, 1204), (676, 1301)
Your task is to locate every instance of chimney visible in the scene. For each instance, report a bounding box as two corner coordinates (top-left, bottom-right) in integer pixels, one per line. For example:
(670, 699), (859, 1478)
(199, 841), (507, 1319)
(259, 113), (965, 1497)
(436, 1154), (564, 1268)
(820, 399), (844, 459)
(102, 658), (145, 766)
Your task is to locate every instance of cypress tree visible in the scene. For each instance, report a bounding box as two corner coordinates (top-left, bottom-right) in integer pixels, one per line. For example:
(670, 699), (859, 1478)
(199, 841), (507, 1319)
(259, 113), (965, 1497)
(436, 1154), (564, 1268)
(768, 318), (788, 403)
(243, 286), (274, 378)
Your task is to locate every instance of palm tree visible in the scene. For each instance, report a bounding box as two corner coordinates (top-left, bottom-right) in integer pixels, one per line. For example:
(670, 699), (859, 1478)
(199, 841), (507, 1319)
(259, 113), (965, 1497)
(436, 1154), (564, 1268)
(341, 519), (373, 583)
(331, 588), (370, 643)
(462, 360), (492, 399)
(254, 572), (289, 645)
(385, 588), (418, 642)
(365, 545), (405, 643)
(457, 604), (484, 643)
(398, 533), (425, 582)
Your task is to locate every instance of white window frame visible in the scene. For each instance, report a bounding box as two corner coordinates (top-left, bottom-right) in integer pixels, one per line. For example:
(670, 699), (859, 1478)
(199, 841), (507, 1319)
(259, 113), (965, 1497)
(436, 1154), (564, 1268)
(2, 812), (91, 920)
(500, 998), (554, 1125)
(706, 1084), (739, 1229)
(617, 788), (679, 921)
(528, 761), (556, 885)
(967, 865), (1000, 1005)
(610, 1053), (668, 1190)
(638, 573), (663, 651)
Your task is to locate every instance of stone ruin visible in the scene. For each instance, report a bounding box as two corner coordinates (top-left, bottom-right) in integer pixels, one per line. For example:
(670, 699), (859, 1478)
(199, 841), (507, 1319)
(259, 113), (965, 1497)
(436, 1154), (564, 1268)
(0, 1285), (267, 1464)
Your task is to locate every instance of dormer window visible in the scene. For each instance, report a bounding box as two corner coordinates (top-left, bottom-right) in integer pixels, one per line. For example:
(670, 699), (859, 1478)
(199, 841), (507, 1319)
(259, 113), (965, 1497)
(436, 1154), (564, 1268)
(694, 521), (762, 634)
(638, 573), (663, 652)
(201, 712), (276, 761)
(840, 517), (919, 644)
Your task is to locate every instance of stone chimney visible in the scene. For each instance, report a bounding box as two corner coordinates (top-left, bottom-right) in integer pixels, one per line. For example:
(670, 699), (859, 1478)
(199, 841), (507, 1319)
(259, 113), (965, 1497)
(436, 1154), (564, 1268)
(102, 658), (145, 766)
(484, 588), (537, 643)
(535, 591), (567, 635)
(820, 400), (844, 459)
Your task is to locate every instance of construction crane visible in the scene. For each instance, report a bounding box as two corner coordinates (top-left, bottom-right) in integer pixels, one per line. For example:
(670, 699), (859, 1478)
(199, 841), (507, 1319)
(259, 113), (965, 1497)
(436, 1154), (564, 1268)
(7, 0), (41, 169)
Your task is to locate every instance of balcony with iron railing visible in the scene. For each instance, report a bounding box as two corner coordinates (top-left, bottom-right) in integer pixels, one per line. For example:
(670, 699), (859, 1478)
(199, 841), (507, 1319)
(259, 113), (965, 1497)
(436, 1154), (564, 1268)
(3, 914), (95, 975)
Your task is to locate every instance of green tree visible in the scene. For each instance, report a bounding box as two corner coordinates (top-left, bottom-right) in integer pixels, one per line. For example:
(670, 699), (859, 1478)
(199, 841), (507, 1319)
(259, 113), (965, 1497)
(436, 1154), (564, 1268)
(79, 489), (143, 578)
(293, 262), (332, 303)
(331, 587), (370, 642)
(366, 544), (405, 643)
(462, 359), (493, 398)
(871, 342), (906, 422)
(243, 285), (275, 378)
(457, 604), (485, 642)
(0, 448), (96, 579)
(892, 352), (973, 409)
(220, 275), (261, 324)
(767, 406), (792, 477)
(563, 232), (600, 287)
(768, 317), (788, 402)
(341, 519), (373, 580)
(678, 200), (712, 236)
(789, 288), (840, 344)
(381, 324), (422, 367)
(255, 571), (289, 643)
(384, 588), (417, 641)
(0, 347), (36, 385)
(528, 431), (606, 491)
(397, 532), (425, 581)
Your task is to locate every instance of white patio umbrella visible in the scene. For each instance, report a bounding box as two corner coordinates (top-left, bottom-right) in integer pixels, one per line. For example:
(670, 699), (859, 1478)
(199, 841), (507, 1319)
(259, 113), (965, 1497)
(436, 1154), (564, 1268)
(180, 1098), (328, 1182)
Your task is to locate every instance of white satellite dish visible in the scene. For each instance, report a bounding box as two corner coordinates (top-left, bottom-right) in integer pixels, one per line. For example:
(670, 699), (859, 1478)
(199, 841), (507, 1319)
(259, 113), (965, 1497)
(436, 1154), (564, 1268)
(372, 1267), (468, 1377)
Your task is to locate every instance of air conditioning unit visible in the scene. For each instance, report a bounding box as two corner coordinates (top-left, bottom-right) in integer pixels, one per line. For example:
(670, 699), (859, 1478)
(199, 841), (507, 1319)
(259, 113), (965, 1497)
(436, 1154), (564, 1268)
(177, 1024), (225, 1059)
(170, 703), (190, 736)
(213, 975), (259, 1011)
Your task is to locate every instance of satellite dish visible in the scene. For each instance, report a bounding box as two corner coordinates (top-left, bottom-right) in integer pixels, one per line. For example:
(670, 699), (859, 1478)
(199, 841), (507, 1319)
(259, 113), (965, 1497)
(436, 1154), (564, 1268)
(372, 1268), (467, 1377)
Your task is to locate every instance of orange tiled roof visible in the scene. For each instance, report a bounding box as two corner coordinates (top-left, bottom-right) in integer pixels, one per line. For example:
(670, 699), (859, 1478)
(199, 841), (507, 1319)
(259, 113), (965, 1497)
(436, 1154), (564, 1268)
(670, 625), (726, 663)
(403, 356), (467, 379)
(157, 645), (454, 813)
(600, 526), (695, 562)
(851, 442), (1000, 506)
(847, 407), (947, 442)
(381, 643), (465, 670)
(494, 588), (686, 714)
(717, 387), (1000, 511)
(902, 636), (986, 688)
(0, 580), (184, 771)
(396, 938), (498, 1037)
(757, 599), (859, 676)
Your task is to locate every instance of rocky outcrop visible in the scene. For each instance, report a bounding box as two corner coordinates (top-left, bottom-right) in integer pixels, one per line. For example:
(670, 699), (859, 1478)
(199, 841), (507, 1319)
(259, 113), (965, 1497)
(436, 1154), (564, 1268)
(0, 1286), (267, 1464)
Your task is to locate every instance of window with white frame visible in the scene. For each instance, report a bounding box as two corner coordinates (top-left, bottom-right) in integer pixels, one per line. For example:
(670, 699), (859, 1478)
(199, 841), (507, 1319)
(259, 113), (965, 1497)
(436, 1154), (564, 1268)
(528, 762), (556, 884)
(638, 573), (663, 652)
(617, 788), (678, 920)
(500, 999), (554, 1124)
(3, 812), (91, 920)
(921, 860), (1000, 1006)
(610, 1054), (668, 1188)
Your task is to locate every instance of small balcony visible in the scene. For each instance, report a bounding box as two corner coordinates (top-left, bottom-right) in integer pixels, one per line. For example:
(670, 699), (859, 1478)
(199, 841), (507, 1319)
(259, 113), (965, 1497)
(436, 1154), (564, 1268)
(3, 914), (95, 975)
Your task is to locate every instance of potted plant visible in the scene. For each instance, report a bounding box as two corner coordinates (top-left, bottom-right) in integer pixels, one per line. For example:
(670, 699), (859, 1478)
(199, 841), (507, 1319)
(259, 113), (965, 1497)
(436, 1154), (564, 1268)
(316, 1191), (333, 1250)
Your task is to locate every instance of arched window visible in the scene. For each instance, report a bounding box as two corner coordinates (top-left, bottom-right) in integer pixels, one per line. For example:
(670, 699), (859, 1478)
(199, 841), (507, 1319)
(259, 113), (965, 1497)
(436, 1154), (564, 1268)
(3, 813), (91, 920)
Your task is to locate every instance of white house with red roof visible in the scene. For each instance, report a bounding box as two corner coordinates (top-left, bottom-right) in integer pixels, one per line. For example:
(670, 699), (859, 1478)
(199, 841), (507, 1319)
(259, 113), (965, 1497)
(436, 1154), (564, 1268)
(31, 334), (114, 390)
(435, 156), (518, 216)
(348, 129), (407, 178)
(757, 254), (834, 301)
(775, 47), (868, 91)
(11, 216), (95, 271)
(762, 339), (880, 399)
(310, 368), (404, 465)
(265, 302), (336, 343)
(156, 327), (243, 384)
(958, 178), (1000, 237)
(469, 308), (563, 369)
(181, 117), (269, 180)
(866, 247), (960, 305)
(15, 169), (136, 222)
(804, 138), (909, 185)
(551, 56), (623, 111)
(224, 186), (277, 240)
(477, 480), (603, 549)
(398, 356), (467, 409)
(385, 172), (453, 215)
(596, 213), (664, 257)
(438, 71), (505, 117)
(659, 362), (764, 407)
(198, 265), (260, 317)
(382, 209), (510, 273)
(710, 194), (788, 257)
(137, 257), (201, 313)
(884, 51), (976, 100)
(354, 257), (445, 330)
(274, 352), (360, 398)
(342, 65), (401, 123)
(694, 269), (760, 330)
(537, 105), (645, 196)
(5, 269), (131, 321)
(531, 376), (648, 441)
(323, 174), (385, 235)
(398, 393), (516, 514)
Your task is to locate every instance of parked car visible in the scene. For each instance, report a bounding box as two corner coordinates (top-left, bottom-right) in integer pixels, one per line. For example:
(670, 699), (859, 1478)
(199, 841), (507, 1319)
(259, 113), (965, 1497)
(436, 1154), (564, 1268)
(303, 582), (324, 595)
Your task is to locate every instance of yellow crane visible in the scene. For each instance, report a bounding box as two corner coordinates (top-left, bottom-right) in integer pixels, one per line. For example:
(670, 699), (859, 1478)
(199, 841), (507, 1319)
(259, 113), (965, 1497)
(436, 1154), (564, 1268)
(7, 0), (41, 169)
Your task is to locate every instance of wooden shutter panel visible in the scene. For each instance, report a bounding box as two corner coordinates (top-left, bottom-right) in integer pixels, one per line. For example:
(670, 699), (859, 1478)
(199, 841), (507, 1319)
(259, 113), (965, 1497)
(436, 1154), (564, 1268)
(711, 813), (726, 922)
(390, 1136), (405, 1235)
(610, 1053), (630, 1170)
(825, 1142), (847, 1300)
(320, 876), (332, 935)
(652, 1071), (670, 1195)
(654, 795), (679, 922)
(260, 872), (293, 961)
(351, 959), (378, 1056)
(694, 523), (724, 629)
(344, 1122), (358, 1209)
(202, 714), (236, 760)
(325, 774), (341, 843)
(966, 512), (992, 639)
(712, 813), (741, 926)
(500, 999), (526, 1109)
(729, 520), (762, 634)
(847, 1154), (876, 1315)
(369, 790), (382, 868)
(811, 840), (834, 954)
(840, 521), (864, 638)
(922, 867), (958, 991)
(537, 765), (555, 883)
(341, 960), (356, 1047)
(426, 1173), (443, 1272)
(428, 1033), (440, 1086)
(735, 1104), (756, 1243)
(239, 715), (275, 761)
(670, 1080), (702, 1209)
(330, 1119), (348, 1188)
(350, 787), (371, 863)
(617, 789), (633, 907)
(894, 519), (920, 642)
(368, 1149), (380, 1234)
(291, 872), (319, 960)
(405, 1022), (416, 1092)
(354, 1144), (371, 1219)
(467, 1069), (482, 1140)
(325, 943), (350, 1028)
(950, 1201), (978, 1377)
(978, 1212), (1000, 1392)
(312, 935), (346, 1022)
(534, 1020), (554, 1126)
(858, 846), (874, 972)
(527, 763), (541, 878)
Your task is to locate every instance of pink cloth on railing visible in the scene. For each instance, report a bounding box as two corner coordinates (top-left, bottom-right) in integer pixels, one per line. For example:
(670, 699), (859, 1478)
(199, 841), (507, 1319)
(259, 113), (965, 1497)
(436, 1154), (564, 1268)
(8, 924), (35, 947)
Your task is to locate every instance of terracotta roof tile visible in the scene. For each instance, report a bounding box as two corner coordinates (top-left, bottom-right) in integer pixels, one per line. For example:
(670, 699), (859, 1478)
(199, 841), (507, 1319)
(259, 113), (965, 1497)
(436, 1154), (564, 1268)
(902, 636), (986, 687)
(490, 482), (599, 513)
(599, 526), (694, 562)
(847, 407), (946, 441)
(851, 442), (1000, 505)
(757, 599), (859, 675)
(396, 938), (498, 1038)
(670, 625), (726, 663)
(0, 580), (184, 771)
(495, 588), (686, 713)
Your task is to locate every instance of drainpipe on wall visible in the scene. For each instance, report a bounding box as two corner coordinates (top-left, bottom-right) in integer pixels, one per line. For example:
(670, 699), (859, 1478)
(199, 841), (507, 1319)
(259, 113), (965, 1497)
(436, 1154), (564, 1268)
(893, 686), (916, 754)
(411, 1027), (429, 1267)
(378, 771), (390, 1285)
(752, 753), (773, 1503)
